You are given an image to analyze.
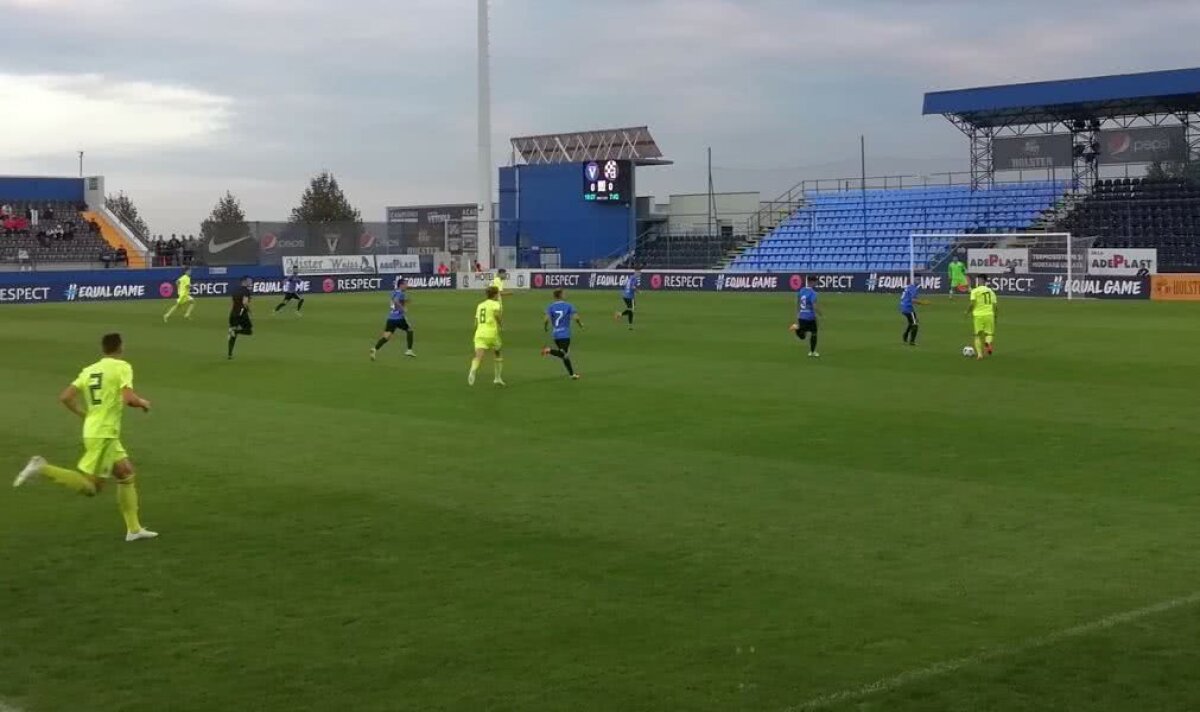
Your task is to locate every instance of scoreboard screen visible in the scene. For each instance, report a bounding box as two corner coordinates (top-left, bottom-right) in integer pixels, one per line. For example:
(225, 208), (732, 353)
(582, 160), (631, 202)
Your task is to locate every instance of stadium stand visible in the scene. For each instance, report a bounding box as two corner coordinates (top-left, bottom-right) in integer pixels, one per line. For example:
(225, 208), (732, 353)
(0, 200), (115, 269)
(630, 231), (742, 269)
(1051, 176), (1200, 272)
(730, 181), (1068, 272)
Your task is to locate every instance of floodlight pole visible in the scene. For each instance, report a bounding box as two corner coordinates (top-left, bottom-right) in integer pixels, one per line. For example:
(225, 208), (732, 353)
(476, 0), (494, 269)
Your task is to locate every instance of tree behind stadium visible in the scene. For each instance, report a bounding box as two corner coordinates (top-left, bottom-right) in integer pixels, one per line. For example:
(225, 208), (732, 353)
(200, 191), (250, 246)
(105, 191), (150, 239)
(290, 172), (362, 224)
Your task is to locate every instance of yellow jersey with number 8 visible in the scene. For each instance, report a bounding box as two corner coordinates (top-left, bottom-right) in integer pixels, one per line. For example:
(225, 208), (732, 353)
(71, 357), (134, 439)
(474, 299), (502, 338)
(969, 285), (997, 317)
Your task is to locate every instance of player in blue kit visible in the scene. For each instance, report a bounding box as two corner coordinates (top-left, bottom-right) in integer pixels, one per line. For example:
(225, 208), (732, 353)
(789, 276), (821, 357)
(900, 279), (928, 346)
(370, 277), (415, 361)
(614, 270), (639, 329)
(542, 289), (583, 379)
(273, 268), (305, 316)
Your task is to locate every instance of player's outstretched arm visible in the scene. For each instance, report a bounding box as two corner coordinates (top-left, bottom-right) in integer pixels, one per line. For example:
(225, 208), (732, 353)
(575, 315), (584, 329)
(122, 387), (151, 413)
(543, 315), (550, 332)
(58, 385), (85, 419)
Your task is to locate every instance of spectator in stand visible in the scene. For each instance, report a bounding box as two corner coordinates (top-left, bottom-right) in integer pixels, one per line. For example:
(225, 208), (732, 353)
(17, 248), (32, 272)
(1, 204), (11, 218)
(101, 250), (113, 268)
(116, 247), (128, 267)
(26, 205), (38, 228)
(437, 262), (450, 275)
(88, 218), (100, 234)
(42, 205), (54, 222)
(473, 260), (483, 273)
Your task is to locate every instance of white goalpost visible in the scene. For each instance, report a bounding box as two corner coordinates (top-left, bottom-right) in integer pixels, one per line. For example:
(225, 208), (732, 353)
(909, 232), (1096, 299)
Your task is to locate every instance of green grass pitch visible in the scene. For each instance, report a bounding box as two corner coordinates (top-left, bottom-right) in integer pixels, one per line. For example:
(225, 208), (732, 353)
(1, 290), (1199, 711)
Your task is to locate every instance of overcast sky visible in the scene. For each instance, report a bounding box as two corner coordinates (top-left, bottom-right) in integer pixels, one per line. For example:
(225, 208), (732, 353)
(3, 0), (1199, 235)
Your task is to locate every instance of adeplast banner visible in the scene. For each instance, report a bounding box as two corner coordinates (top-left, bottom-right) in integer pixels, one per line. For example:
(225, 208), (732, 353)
(375, 254), (421, 274)
(1087, 248), (1157, 276)
(283, 255), (378, 276)
(967, 248), (1029, 274)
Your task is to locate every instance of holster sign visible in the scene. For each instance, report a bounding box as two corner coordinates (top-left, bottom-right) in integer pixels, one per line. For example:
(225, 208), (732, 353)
(992, 135), (1073, 170)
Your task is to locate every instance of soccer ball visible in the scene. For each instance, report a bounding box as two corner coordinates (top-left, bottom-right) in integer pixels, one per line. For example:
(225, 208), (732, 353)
(962, 346), (977, 358)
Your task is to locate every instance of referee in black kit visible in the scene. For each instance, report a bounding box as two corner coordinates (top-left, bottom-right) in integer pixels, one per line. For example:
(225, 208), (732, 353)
(227, 276), (254, 360)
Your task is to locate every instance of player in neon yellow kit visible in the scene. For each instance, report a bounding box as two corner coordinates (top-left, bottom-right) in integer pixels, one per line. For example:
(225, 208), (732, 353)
(967, 276), (997, 360)
(469, 286), (505, 386)
(947, 256), (968, 298)
(14, 333), (158, 541)
(490, 268), (510, 302)
(163, 266), (195, 321)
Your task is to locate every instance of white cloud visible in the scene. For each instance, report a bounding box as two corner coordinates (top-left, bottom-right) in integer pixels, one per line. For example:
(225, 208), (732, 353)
(0, 73), (232, 159)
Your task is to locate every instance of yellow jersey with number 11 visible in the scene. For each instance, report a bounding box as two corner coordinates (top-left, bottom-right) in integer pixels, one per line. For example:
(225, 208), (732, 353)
(969, 285), (997, 317)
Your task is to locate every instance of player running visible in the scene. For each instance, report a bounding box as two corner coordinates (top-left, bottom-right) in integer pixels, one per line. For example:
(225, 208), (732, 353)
(491, 268), (510, 302)
(370, 276), (416, 360)
(469, 285), (504, 386)
(966, 275), (997, 360)
(948, 255), (968, 298)
(14, 332), (158, 542)
(789, 276), (821, 357)
(227, 276), (254, 360)
(900, 279), (929, 346)
(541, 289), (583, 380)
(614, 269), (639, 329)
(273, 268), (305, 316)
(162, 266), (195, 322)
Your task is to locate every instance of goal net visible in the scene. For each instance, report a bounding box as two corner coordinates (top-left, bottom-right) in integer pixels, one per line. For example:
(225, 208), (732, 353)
(909, 232), (1098, 299)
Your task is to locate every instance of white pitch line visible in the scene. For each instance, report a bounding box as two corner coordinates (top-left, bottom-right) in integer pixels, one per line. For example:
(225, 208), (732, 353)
(789, 590), (1200, 711)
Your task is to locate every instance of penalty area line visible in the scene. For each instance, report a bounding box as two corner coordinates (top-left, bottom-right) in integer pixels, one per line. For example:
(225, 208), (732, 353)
(789, 590), (1200, 711)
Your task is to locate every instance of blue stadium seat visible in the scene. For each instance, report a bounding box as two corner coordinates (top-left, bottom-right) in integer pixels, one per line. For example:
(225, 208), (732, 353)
(729, 181), (1069, 272)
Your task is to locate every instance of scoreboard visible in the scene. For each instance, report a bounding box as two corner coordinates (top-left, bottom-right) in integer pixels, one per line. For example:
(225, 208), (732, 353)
(582, 159), (631, 202)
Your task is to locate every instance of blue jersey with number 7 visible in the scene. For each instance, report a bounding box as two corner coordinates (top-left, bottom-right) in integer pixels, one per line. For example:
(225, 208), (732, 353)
(546, 301), (576, 339)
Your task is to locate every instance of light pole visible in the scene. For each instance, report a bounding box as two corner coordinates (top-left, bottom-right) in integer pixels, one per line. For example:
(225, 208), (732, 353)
(78, 151), (84, 177)
(477, 0), (493, 269)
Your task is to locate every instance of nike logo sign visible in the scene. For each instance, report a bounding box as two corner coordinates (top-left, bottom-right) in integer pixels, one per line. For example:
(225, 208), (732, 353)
(207, 236), (253, 254)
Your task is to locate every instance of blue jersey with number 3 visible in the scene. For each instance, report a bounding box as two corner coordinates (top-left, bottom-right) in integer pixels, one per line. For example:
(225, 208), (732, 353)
(547, 301), (576, 339)
(389, 289), (406, 319)
(797, 287), (818, 320)
(623, 275), (639, 299)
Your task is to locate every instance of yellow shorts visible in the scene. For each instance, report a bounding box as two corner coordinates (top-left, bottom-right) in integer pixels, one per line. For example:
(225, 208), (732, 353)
(473, 334), (502, 352)
(177, 293), (194, 304)
(973, 315), (995, 337)
(77, 438), (128, 478)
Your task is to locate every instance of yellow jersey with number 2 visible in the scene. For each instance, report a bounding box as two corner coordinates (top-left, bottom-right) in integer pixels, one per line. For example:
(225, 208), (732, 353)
(71, 357), (134, 439)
